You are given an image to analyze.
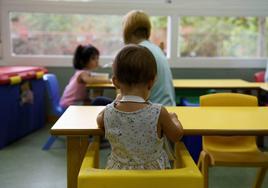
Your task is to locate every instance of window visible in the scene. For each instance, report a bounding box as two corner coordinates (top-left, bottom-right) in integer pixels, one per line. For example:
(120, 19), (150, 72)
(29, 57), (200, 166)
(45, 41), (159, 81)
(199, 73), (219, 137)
(10, 13), (123, 56)
(1, 0), (268, 67)
(179, 17), (258, 58)
(10, 12), (167, 57)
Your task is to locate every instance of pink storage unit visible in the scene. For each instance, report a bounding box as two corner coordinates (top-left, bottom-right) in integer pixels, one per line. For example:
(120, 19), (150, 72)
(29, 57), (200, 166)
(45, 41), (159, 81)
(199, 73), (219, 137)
(0, 66), (47, 149)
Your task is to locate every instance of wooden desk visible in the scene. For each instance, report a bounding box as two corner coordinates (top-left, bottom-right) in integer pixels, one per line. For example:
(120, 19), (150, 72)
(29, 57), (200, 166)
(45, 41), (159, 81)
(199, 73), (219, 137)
(87, 79), (265, 105)
(87, 79), (261, 89)
(52, 106), (268, 136)
(172, 79), (260, 89)
(51, 106), (268, 188)
(260, 83), (268, 92)
(87, 83), (115, 89)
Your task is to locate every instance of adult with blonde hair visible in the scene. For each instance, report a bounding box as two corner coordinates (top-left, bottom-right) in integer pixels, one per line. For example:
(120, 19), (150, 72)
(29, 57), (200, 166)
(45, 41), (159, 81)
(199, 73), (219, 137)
(122, 10), (176, 106)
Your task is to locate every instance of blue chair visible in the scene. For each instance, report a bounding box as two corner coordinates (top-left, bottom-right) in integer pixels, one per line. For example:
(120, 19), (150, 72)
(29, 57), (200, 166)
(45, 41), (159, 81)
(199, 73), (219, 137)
(42, 73), (65, 150)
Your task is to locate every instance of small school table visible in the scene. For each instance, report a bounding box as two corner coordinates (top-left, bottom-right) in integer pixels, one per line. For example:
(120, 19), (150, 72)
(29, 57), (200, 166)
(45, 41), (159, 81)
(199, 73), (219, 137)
(51, 105), (268, 188)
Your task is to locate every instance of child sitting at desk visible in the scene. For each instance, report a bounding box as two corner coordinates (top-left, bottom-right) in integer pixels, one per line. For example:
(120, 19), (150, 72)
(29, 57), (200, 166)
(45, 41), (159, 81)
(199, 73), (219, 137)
(60, 44), (112, 109)
(97, 44), (183, 169)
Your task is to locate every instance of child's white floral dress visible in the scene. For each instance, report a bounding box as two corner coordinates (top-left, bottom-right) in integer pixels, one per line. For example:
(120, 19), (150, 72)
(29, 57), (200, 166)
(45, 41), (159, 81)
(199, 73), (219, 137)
(103, 102), (170, 169)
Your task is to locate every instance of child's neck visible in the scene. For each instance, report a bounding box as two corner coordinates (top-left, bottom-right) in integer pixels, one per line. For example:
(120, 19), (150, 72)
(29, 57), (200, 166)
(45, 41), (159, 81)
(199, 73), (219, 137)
(120, 86), (149, 101)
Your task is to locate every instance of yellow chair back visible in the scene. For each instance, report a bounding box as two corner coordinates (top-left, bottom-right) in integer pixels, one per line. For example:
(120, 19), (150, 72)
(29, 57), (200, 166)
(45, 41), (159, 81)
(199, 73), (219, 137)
(78, 137), (203, 188)
(200, 92), (257, 106)
(200, 93), (257, 152)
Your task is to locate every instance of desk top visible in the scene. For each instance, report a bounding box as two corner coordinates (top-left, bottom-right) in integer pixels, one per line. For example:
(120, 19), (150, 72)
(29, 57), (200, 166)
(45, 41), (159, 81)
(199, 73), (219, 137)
(172, 79), (259, 89)
(260, 83), (268, 92)
(51, 106), (268, 136)
(87, 83), (115, 89)
(87, 79), (261, 89)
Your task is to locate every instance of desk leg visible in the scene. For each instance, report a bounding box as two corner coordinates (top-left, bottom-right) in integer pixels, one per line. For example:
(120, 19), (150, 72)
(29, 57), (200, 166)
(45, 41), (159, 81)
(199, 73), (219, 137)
(257, 136), (264, 148)
(253, 167), (267, 188)
(67, 136), (89, 188)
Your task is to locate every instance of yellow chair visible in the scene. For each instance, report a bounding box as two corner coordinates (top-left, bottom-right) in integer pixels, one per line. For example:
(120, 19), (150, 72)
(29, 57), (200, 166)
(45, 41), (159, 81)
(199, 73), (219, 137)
(78, 136), (203, 188)
(198, 93), (268, 188)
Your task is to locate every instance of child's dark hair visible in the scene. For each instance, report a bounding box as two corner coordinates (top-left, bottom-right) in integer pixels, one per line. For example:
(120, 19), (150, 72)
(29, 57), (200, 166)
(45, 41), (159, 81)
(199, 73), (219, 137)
(73, 44), (99, 69)
(113, 44), (157, 85)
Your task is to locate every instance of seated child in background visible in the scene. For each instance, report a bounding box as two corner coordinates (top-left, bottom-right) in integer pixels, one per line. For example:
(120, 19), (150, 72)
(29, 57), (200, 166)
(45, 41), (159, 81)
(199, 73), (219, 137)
(97, 44), (183, 170)
(60, 44), (112, 109)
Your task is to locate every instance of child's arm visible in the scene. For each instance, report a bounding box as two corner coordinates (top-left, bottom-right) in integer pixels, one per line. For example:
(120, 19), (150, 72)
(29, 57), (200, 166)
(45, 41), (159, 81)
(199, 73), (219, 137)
(96, 109), (105, 133)
(79, 72), (112, 84)
(159, 107), (183, 143)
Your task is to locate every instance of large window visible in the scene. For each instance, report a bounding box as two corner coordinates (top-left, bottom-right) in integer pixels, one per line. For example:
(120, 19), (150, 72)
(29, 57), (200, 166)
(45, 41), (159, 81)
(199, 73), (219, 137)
(1, 0), (268, 67)
(10, 12), (167, 57)
(10, 13), (123, 56)
(179, 17), (258, 57)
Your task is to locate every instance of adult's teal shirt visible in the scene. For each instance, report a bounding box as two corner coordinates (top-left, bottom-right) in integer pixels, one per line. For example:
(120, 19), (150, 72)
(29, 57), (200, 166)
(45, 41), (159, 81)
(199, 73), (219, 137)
(140, 40), (176, 106)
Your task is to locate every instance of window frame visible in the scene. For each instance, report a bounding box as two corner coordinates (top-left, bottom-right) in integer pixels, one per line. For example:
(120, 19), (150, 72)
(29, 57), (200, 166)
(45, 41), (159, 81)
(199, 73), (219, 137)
(1, 0), (268, 68)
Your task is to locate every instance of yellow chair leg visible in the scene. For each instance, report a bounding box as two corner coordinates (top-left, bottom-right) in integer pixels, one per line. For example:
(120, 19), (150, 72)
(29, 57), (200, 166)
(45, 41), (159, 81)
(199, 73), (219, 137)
(197, 154), (203, 170)
(253, 167), (267, 188)
(198, 151), (210, 188)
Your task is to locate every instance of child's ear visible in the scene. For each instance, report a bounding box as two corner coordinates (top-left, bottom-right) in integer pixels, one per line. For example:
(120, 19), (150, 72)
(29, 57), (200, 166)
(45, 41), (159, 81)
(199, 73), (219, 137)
(112, 76), (120, 89)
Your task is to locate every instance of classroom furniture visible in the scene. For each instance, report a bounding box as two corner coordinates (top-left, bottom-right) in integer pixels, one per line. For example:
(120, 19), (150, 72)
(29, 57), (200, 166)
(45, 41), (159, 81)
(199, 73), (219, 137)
(87, 79), (267, 104)
(174, 79), (255, 106)
(178, 89), (210, 106)
(78, 136), (203, 188)
(87, 79), (268, 105)
(51, 105), (268, 188)
(260, 84), (268, 92)
(87, 79), (258, 89)
(42, 74), (65, 150)
(197, 93), (268, 188)
(0, 66), (47, 149)
(179, 90), (214, 162)
(254, 71), (265, 82)
(254, 71), (268, 106)
(173, 79), (257, 89)
(87, 79), (262, 98)
(250, 75), (268, 146)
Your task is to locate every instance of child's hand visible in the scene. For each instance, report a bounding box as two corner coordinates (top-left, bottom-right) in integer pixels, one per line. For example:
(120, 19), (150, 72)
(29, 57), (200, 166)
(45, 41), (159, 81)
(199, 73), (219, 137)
(169, 112), (178, 119)
(159, 108), (183, 143)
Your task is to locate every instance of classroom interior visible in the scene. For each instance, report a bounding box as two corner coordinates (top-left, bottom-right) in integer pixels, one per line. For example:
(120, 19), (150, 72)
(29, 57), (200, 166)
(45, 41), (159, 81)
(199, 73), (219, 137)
(1, 0), (268, 188)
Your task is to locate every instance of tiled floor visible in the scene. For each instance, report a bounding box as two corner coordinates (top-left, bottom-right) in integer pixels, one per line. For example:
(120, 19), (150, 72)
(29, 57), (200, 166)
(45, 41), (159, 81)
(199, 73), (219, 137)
(0, 126), (267, 188)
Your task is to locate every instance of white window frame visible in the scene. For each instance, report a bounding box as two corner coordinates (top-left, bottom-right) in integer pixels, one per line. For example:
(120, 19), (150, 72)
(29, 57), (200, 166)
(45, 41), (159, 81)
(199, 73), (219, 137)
(1, 0), (268, 68)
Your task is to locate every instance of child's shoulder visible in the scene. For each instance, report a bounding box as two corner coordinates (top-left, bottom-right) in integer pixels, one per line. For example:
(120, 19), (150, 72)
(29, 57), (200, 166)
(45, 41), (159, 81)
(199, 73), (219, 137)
(73, 69), (88, 77)
(149, 102), (162, 109)
(144, 102), (162, 116)
(103, 101), (115, 111)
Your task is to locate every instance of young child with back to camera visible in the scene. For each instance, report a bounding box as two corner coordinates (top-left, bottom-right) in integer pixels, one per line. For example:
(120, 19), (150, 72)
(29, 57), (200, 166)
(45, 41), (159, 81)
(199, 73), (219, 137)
(97, 44), (183, 170)
(60, 44), (113, 109)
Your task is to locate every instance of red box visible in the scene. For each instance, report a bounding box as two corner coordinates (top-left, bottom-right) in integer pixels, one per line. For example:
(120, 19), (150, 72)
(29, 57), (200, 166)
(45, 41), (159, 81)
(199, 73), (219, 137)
(0, 66), (47, 85)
